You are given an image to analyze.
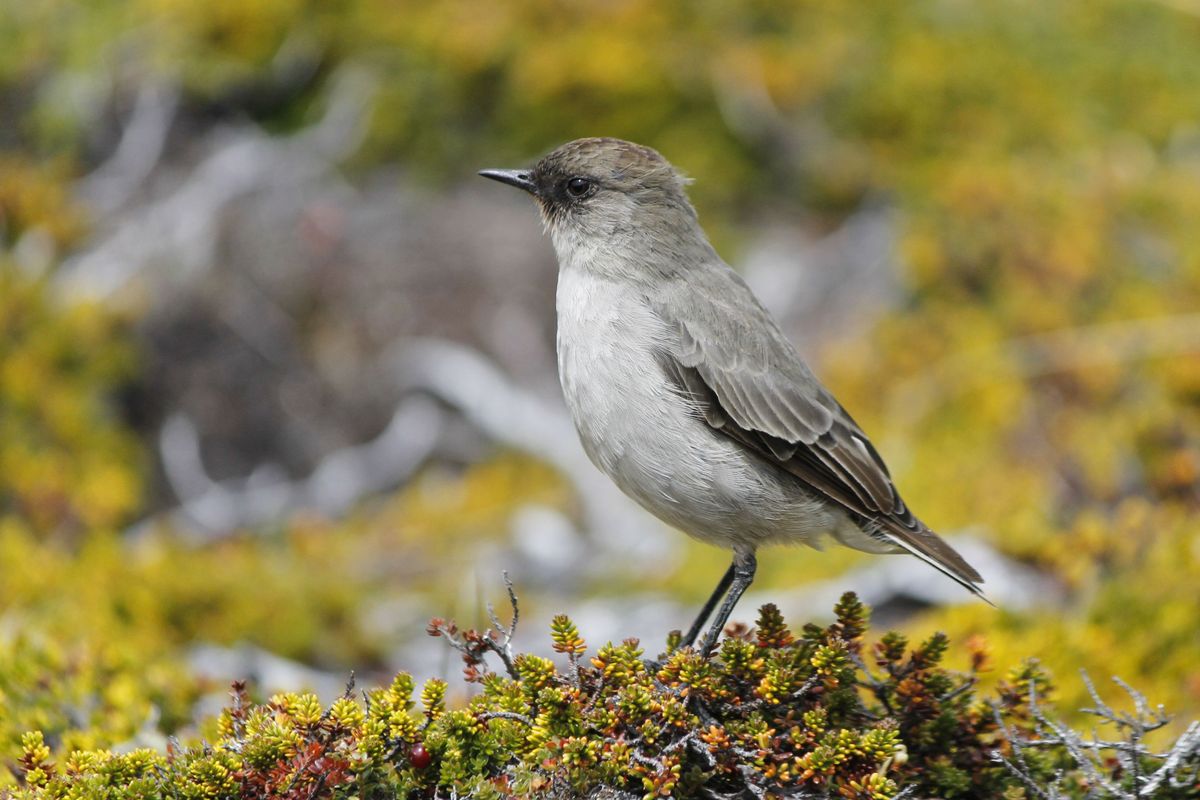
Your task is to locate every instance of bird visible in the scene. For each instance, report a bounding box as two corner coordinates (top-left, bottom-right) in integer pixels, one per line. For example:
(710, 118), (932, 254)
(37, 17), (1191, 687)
(479, 138), (985, 654)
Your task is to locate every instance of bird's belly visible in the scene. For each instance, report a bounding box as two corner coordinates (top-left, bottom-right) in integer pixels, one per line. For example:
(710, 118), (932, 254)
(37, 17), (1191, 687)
(555, 277), (842, 549)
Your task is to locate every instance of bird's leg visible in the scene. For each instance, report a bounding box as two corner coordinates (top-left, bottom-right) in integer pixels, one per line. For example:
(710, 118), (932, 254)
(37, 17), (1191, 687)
(698, 549), (757, 656)
(679, 564), (735, 649)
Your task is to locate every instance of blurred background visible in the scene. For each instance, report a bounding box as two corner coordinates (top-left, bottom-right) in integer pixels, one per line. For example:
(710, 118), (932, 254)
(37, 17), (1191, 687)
(1, 0), (1198, 761)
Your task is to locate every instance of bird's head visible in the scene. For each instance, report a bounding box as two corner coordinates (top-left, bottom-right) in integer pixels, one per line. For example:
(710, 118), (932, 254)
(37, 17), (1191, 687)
(480, 138), (704, 268)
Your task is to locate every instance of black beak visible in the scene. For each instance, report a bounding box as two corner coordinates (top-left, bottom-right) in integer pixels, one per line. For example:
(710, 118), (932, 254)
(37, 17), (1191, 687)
(478, 168), (537, 194)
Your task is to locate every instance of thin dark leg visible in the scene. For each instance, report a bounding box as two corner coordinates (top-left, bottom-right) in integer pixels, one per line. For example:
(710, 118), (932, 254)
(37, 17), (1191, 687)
(698, 550), (757, 656)
(680, 563), (735, 649)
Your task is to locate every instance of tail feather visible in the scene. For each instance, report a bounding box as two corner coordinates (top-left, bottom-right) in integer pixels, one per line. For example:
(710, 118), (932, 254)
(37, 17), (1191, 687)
(881, 519), (993, 606)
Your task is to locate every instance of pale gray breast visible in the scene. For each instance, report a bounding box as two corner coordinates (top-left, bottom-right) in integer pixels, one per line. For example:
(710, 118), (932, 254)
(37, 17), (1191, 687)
(555, 267), (682, 474)
(554, 266), (840, 547)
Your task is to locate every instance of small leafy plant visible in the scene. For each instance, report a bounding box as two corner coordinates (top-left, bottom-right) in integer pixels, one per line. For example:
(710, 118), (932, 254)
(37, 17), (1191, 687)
(7, 591), (1198, 799)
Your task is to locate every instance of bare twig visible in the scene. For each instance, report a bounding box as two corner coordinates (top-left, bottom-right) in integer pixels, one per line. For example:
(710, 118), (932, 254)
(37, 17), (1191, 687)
(992, 672), (1200, 800)
(485, 573), (521, 680)
(429, 573), (521, 681)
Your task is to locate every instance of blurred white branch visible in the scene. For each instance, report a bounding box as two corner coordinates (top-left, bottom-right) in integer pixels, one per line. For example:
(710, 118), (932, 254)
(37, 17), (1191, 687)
(137, 395), (441, 539)
(77, 82), (179, 215)
(131, 337), (676, 584)
(56, 67), (376, 303)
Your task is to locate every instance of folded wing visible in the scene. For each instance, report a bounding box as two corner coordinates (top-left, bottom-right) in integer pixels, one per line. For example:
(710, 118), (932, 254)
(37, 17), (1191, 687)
(653, 276), (986, 598)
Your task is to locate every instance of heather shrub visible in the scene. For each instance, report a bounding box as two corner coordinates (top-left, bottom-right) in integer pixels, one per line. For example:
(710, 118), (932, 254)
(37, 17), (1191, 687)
(8, 594), (1198, 800)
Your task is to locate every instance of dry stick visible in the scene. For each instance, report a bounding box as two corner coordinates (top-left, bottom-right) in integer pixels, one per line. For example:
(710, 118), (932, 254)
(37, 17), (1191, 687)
(996, 670), (1200, 800)
(483, 572), (521, 680)
(1030, 680), (1126, 798)
(1142, 721), (1200, 795)
(989, 697), (1059, 800)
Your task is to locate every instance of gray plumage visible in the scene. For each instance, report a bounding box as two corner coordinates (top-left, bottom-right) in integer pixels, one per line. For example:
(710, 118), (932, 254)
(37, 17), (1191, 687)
(480, 138), (985, 652)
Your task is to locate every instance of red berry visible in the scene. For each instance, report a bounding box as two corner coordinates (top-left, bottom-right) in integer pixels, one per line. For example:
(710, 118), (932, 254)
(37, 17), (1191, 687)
(409, 743), (431, 769)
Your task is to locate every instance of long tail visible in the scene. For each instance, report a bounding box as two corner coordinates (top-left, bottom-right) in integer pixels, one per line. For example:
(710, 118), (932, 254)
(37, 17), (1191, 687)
(881, 519), (993, 606)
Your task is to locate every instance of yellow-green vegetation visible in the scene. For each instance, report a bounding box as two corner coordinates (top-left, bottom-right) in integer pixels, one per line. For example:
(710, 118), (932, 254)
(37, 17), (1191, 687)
(0, 271), (579, 776)
(8, 596), (1200, 799)
(0, 270), (141, 537)
(1, 0), (1199, 794)
(0, 455), (568, 782)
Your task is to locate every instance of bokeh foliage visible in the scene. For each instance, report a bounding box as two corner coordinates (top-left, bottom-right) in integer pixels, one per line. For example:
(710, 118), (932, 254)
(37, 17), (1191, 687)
(0, 0), (1198, 787)
(0, 271), (141, 537)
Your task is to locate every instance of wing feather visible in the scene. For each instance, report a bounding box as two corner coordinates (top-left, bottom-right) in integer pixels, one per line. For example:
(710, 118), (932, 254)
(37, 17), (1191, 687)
(652, 288), (986, 598)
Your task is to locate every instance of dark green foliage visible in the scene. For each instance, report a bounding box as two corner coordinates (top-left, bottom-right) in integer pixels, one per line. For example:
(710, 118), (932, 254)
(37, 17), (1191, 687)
(7, 594), (1199, 800)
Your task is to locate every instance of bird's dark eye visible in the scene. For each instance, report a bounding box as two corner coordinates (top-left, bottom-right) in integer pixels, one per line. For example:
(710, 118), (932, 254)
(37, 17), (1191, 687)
(565, 177), (594, 198)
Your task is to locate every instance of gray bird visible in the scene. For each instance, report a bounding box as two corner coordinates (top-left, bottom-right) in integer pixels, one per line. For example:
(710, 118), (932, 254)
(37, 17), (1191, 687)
(480, 138), (985, 654)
